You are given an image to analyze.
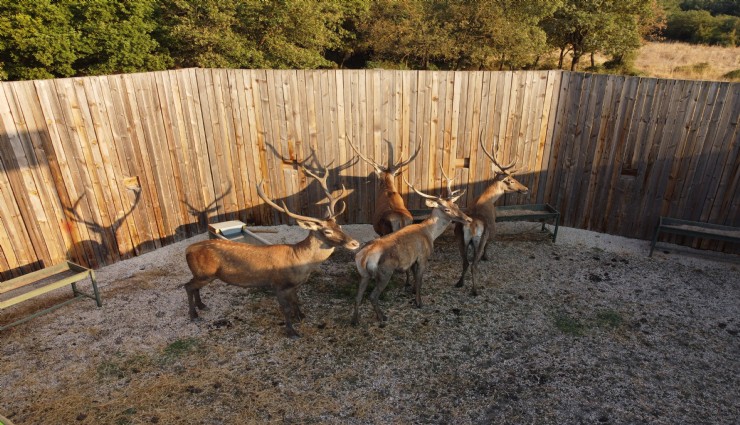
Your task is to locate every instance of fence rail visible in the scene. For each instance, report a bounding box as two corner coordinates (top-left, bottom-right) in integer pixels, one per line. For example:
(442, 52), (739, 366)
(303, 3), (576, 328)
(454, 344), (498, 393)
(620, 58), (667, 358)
(0, 69), (737, 278)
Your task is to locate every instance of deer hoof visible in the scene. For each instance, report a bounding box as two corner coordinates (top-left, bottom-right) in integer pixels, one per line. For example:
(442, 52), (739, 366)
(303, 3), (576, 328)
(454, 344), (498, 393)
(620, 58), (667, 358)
(197, 304), (208, 311)
(455, 280), (464, 288)
(286, 328), (301, 339)
(470, 289), (479, 297)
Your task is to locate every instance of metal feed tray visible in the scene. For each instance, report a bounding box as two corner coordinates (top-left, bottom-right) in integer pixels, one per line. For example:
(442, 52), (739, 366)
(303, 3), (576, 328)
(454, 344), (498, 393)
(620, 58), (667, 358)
(208, 220), (271, 246)
(409, 203), (560, 242)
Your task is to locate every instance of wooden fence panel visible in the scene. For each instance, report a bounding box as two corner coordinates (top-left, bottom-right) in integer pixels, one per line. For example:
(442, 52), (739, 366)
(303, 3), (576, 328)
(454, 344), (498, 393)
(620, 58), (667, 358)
(1, 69), (739, 277)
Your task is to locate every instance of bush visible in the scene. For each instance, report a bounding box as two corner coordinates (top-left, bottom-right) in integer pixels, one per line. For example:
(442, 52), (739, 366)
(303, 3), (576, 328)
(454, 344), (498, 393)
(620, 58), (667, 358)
(721, 69), (740, 80)
(673, 62), (712, 78)
(664, 10), (740, 46)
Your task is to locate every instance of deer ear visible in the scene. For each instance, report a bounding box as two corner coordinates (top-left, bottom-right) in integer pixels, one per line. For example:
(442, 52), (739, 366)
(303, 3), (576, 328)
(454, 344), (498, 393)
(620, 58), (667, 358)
(296, 220), (322, 231)
(424, 199), (439, 208)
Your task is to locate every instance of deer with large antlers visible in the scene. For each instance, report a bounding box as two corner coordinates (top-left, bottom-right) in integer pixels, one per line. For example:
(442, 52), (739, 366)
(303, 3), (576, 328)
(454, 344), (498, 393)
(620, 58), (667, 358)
(347, 138), (421, 236)
(352, 174), (472, 326)
(184, 162), (360, 338)
(454, 138), (529, 296)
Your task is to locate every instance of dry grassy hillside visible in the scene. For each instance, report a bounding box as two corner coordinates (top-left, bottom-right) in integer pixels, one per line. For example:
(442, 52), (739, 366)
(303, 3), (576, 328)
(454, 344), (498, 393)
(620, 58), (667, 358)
(634, 41), (740, 81)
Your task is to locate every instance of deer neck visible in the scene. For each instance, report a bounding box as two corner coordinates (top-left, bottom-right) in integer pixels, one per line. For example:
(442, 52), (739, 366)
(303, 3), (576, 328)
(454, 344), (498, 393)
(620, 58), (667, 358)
(473, 182), (505, 209)
(380, 173), (398, 194)
(293, 231), (335, 263)
(421, 209), (453, 240)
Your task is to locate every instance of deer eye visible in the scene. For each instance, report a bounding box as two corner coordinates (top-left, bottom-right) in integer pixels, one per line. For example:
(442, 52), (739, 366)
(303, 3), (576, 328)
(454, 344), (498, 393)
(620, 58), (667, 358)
(323, 230), (334, 236)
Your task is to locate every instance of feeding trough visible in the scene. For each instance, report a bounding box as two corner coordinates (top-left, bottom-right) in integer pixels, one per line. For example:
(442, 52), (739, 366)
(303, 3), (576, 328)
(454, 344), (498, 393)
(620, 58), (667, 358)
(207, 220), (271, 246)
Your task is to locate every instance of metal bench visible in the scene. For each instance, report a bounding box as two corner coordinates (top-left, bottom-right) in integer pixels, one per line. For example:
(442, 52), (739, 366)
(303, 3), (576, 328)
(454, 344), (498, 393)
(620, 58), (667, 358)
(410, 203), (561, 242)
(0, 261), (101, 331)
(649, 216), (740, 257)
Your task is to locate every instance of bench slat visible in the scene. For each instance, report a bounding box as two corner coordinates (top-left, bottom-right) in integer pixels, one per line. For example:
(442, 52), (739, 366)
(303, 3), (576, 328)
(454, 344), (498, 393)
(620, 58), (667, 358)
(0, 270), (92, 309)
(649, 216), (740, 256)
(0, 262), (71, 295)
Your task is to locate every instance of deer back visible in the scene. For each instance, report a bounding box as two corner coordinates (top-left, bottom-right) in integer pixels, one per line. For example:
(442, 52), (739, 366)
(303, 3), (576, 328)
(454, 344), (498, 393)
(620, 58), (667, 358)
(186, 232), (340, 289)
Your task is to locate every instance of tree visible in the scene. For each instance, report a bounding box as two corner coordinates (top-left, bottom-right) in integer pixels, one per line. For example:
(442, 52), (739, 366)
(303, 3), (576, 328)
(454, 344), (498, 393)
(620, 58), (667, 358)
(357, 0), (448, 69)
(69, 0), (171, 75)
(543, 0), (663, 71)
(0, 0), (79, 80)
(155, 0), (262, 69)
(664, 9), (739, 45)
(359, 0), (559, 70)
(238, 0), (358, 68)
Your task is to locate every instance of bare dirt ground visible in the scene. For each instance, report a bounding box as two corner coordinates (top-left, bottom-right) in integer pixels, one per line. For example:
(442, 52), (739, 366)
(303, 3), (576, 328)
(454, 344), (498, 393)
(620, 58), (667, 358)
(1, 222), (738, 425)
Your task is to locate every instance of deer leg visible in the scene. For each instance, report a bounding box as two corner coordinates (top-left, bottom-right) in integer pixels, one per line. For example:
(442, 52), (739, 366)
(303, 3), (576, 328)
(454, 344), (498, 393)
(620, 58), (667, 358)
(456, 239), (470, 288)
(352, 274), (371, 326)
(412, 260), (426, 308)
(276, 290), (300, 338)
(185, 278), (210, 320)
(470, 234), (488, 297)
(404, 270), (413, 293)
(287, 290), (305, 321)
(369, 269), (393, 324)
(480, 240), (490, 261)
(193, 289), (208, 311)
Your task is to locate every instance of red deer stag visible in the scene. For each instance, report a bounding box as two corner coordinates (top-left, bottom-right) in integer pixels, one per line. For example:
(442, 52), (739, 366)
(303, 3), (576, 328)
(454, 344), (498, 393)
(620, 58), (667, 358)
(454, 138), (529, 296)
(347, 138), (421, 236)
(184, 165), (360, 338)
(352, 177), (472, 326)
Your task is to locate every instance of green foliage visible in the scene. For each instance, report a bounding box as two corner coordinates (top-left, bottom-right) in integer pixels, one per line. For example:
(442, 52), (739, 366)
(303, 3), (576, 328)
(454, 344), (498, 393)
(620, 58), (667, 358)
(360, 0), (559, 70)
(665, 10), (739, 45)
(70, 0), (171, 75)
(663, 0), (740, 45)
(543, 0), (663, 71)
(680, 0), (740, 16)
(155, 0), (363, 69)
(0, 0), (727, 79)
(0, 0), (79, 80)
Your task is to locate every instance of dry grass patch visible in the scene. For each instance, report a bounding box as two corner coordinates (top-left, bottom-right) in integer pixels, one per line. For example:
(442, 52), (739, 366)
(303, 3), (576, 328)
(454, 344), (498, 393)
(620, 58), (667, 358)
(635, 41), (740, 81)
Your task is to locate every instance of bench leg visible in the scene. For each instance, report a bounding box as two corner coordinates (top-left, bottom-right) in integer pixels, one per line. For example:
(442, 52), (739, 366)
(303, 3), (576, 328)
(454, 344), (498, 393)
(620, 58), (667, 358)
(649, 226), (660, 257)
(91, 271), (102, 307)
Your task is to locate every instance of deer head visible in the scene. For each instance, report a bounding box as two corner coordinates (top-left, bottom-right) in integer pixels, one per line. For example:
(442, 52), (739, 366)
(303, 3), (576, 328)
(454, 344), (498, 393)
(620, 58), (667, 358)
(403, 176), (471, 225)
(256, 159), (359, 251)
(479, 137), (529, 195)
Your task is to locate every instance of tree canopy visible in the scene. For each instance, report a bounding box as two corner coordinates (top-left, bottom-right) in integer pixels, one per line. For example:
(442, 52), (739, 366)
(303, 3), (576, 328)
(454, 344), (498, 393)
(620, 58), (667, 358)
(0, 0), (669, 81)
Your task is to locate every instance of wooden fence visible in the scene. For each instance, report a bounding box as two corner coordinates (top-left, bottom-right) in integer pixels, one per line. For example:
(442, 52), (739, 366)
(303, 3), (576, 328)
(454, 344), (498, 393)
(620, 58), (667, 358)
(0, 69), (737, 278)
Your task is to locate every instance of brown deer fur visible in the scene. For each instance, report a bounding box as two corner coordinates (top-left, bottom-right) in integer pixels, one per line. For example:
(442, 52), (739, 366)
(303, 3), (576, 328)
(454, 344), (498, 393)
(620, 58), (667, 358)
(352, 182), (471, 326)
(184, 171), (359, 338)
(454, 139), (529, 296)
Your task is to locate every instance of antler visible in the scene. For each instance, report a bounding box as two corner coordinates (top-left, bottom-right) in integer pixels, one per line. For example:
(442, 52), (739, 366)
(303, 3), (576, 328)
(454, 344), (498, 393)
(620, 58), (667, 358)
(301, 158), (347, 220)
(256, 181), (324, 225)
(439, 163), (464, 199)
(347, 136), (384, 173)
(479, 131), (516, 174)
(389, 140), (422, 175)
(347, 137), (421, 176)
(402, 175), (438, 201)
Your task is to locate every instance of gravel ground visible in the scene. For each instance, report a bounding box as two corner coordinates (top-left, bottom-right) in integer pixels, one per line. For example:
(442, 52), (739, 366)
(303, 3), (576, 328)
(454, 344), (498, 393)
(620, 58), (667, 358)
(0, 222), (738, 425)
